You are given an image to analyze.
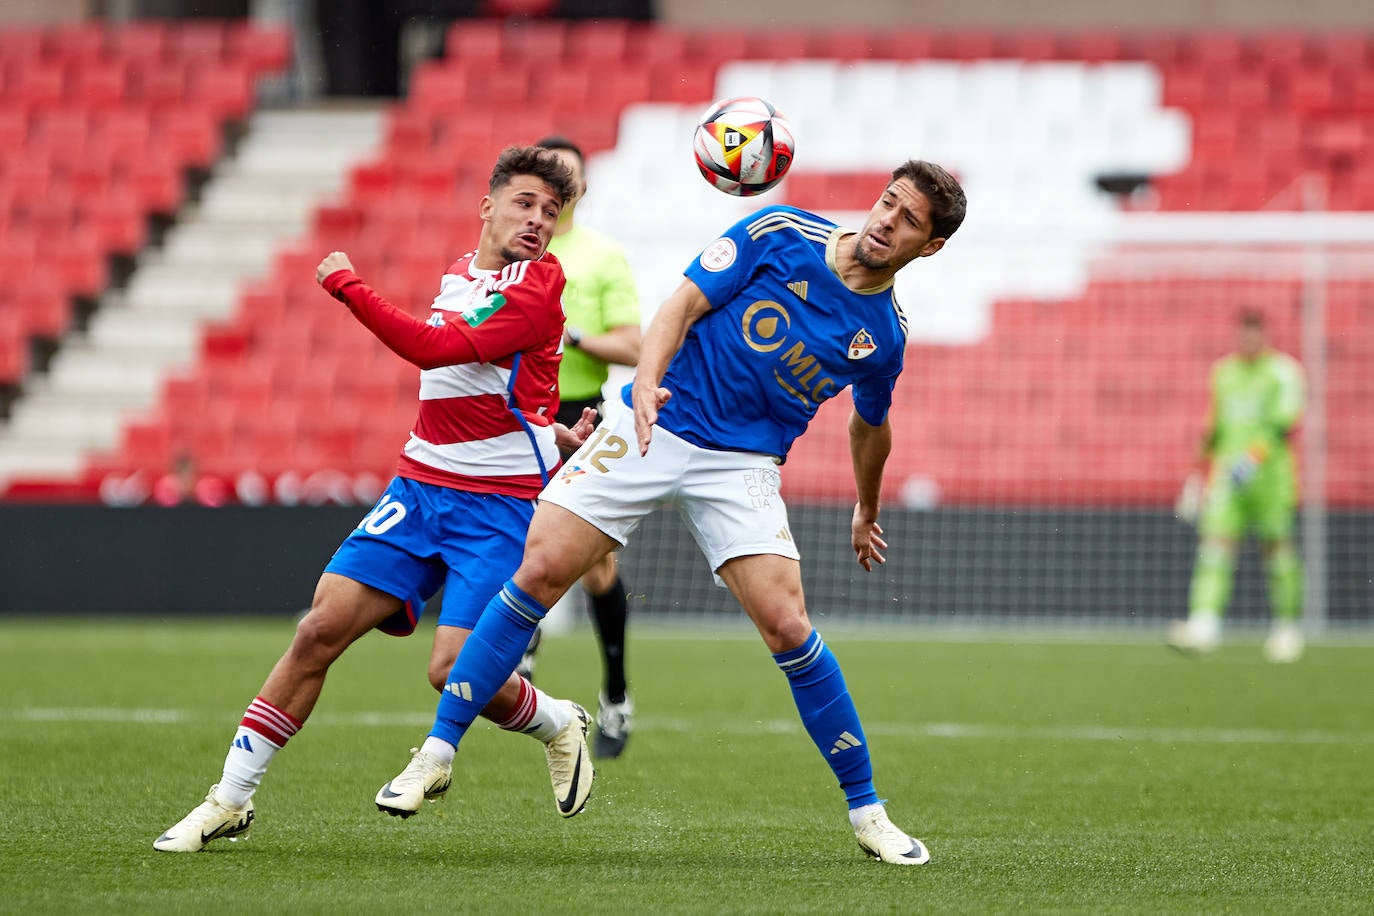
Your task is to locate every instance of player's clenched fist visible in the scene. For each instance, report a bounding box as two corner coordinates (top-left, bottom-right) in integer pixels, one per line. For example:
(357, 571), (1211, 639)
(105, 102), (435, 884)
(316, 251), (354, 285)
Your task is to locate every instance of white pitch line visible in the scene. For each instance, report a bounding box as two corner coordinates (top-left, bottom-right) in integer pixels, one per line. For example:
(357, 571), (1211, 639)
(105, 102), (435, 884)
(12, 707), (191, 724)
(6, 707), (1373, 746)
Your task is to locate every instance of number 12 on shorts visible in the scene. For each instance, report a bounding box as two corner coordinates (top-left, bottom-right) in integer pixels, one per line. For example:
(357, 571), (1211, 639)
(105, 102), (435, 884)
(573, 427), (629, 473)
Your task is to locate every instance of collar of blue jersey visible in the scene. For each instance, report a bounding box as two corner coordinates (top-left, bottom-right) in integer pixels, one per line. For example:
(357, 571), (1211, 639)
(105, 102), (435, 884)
(827, 230), (896, 295)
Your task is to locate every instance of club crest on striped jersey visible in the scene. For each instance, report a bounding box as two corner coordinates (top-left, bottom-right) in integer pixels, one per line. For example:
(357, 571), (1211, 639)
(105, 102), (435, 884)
(848, 329), (877, 360)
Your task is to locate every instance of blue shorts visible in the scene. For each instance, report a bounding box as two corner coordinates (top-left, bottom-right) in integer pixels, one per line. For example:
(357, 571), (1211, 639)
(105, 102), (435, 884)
(324, 476), (535, 637)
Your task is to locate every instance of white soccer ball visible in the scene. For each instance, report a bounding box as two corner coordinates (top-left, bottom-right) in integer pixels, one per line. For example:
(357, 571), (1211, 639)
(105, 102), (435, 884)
(692, 96), (796, 197)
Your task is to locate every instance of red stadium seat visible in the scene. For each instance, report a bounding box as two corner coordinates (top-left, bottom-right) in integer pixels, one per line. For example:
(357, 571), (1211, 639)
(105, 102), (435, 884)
(94, 107), (153, 161)
(0, 334), (28, 384)
(599, 63), (652, 107)
(635, 27), (688, 64)
(1000, 30), (1058, 62)
(119, 421), (175, 470)
(106, 21), (169, 62)
(226, 20), (293, 77)
(648, 61), (714, 104)
(445, 19), (504, 63)
(125, 149), (183, 213)
(683, 29), (749, 70)
(566, 20), (633, 60)
(1251, 31), (1306, 68)
(8, 64), (65, 110)
(0, 27), (45, 63)
(504, 20), (568, 61)
(1063, 30), (1123, 62)
(186, 60), (253, 121)
(161, 374), (212, 417)
(81, 188), (147, 254)
(47, 22), (107, 62)
(407, 64), (469, 113)
(808, 30), (881, 61)
(883, 30), (935, 61)
(128, 59), (187, 110)
(158, 108), (223, 167)
(17, 275), (70, 338)
(937, 30), (997, 60)
(66, 61), (128, 107)
(1189, 31), (1244, 67)
(743, 29), (809, 60)
(169, 19), (229, 62)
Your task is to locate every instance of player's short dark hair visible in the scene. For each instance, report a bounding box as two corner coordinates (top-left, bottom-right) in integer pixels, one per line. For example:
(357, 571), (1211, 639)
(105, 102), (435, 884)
(1238, 308), (1266, 328)
(488, 145), (578, 206)
(891, 160), (967, 241)
(534, 135), (585, 167)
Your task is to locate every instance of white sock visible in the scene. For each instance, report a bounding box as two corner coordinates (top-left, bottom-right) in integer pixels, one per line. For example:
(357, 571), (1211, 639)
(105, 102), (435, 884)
(526, 689), (573, 742)
(849, 802), (885, 830)
(490, 677), (575, 742)
(216, 727), (282, 808)
(420, 735), (456, 765)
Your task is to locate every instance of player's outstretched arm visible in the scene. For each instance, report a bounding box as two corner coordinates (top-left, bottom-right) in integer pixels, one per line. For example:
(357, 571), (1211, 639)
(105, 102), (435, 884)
(631, 279), (711, 455)
(849, 410), (893, 571)
(316, 252), (485, 370)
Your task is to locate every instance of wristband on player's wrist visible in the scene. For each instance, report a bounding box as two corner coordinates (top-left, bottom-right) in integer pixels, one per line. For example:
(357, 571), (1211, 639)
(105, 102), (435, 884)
(567, 327), (584, 347)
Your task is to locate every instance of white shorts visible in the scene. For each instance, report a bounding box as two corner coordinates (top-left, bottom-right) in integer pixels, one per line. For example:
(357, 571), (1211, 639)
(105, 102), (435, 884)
(540, 400), (800, 575)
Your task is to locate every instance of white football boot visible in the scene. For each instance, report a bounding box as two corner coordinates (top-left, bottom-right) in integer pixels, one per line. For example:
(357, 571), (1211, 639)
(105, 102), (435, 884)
(1263, 622), (1305, 663)
(853, 807), (931, 865)
(546, 701), (594, 817)
(593, 691), (634, 759)
(375, 747), (452, 817)
(1167, 613), (1221, 655)
(153, 785), (254, 852)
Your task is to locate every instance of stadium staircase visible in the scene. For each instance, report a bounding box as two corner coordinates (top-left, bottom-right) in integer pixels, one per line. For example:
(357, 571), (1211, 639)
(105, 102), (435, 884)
(1, 20), (1370, 508)
(0, 21), (383, 496)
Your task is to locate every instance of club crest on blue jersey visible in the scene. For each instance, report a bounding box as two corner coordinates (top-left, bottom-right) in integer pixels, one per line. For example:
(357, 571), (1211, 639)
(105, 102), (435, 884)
(700, 238), (737, 272)
(848, 329), (877, 360)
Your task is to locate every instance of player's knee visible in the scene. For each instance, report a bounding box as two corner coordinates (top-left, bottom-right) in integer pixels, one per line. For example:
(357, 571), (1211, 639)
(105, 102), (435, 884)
(513, 552), (581, 605)
(288, 608), (352, 670)
(427, 656), (454, 692)
(755, 611), (812, 655)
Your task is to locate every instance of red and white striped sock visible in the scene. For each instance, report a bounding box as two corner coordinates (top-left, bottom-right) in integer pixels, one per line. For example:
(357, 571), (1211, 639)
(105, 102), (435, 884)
(490, 677), (571, 743)
(214, 697), (303, 808)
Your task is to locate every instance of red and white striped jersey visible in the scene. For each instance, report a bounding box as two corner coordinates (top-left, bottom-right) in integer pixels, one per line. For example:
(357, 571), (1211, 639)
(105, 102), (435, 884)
(323, 251), (567, 498)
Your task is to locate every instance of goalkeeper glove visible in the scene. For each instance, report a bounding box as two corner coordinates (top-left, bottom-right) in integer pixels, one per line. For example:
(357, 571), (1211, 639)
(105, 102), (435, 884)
(1175, 472), (1203, 524)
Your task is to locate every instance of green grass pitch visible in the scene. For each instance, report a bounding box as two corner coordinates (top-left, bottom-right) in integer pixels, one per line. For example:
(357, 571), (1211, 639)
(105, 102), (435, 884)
(1, 618), (1371, 914)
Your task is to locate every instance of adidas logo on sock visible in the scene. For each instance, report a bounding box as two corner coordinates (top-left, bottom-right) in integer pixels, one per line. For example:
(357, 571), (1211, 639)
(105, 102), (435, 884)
(445, 681), (473, 701)
(232, 734), (254, 753)
(830, 731), (862, 755)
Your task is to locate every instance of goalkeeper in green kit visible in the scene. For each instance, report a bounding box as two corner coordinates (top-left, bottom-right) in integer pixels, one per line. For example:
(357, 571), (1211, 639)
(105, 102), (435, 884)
(1169, 310), (1305, 662)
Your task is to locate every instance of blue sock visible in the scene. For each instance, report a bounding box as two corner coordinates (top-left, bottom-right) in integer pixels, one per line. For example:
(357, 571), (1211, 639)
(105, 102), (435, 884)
(773, 629), (879, 809)
(429, 580), (548, 748)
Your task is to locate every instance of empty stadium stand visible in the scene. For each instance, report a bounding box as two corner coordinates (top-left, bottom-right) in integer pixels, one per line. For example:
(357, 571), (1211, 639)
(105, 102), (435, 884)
(1, 20), (1370, 512)
(0, 20), (292, 395)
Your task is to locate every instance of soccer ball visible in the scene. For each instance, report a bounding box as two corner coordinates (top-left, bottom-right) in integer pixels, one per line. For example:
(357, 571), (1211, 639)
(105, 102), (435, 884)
(692, 96), (796, 197)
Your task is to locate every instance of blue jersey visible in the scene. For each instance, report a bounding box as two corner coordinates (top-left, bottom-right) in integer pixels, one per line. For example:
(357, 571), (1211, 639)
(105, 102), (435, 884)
(620, 205), (908, 460)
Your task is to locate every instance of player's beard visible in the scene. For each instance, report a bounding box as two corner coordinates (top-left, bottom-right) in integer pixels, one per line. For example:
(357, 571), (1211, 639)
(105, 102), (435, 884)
(852, 234), (892, 270)
(499, 245), (536, 264)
